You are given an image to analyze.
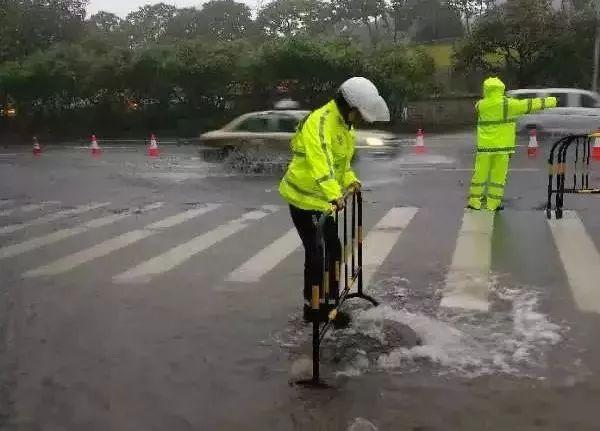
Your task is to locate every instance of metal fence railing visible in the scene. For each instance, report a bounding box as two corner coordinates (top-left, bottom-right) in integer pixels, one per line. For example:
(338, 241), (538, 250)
(301, 189), (378, 386)
(547, 135), (600, 219)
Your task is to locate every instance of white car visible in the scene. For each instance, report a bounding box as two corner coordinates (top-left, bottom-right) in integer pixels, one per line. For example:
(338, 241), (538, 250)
(507, 88), (600, 135)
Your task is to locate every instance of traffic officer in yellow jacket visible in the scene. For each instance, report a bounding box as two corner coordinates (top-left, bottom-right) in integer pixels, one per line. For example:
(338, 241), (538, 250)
(468, 77), (558, 211)
(279, 77), (390, 322)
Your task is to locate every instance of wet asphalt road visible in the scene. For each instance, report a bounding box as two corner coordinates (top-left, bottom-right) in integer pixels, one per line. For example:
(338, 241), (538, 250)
(1, 133), (600, 430)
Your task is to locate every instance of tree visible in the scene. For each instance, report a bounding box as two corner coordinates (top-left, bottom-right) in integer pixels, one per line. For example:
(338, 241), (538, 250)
(0, 0), (89, 61)
(164, 7), (205, 40)
(389, 0), (411, 42)
(174, 40), (246, 104)
(367, 44), (435, 116)
(0, 1), (22, 61)
(537, 10), (595, 87)
(125, 3), (177, 47)
(447, 0), (485, 33)
(331, 0), (391, 45)
(453, 0), (575, 87)
(126, 45), (177, 103)
(199, 0), (254, 40)
(86, 11), (128, 46)
(1, 0), (446, 137)
(88, 11), (123, 34)
(571, 0), (595, 10)
(410, 0), (464, 42)
(256, 0), (331, 37)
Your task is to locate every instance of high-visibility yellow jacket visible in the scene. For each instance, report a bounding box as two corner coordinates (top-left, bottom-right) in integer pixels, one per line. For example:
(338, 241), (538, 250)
(476, 77), (557, 154)
(279, 100), (359, 212)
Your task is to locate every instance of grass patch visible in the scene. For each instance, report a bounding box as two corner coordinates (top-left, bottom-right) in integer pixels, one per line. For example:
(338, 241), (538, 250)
(420, 43), (454, 69)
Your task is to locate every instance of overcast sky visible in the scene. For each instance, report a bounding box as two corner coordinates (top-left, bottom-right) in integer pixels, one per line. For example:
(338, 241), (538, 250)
(87, 0), (257, 18)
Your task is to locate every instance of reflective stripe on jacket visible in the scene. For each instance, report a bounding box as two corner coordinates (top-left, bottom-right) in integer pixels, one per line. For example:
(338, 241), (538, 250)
(279, 100), (359, 212)
(476, 77), (558, 154)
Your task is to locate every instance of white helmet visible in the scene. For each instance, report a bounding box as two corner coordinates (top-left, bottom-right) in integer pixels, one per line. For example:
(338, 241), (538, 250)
(339, 77), (390, 123)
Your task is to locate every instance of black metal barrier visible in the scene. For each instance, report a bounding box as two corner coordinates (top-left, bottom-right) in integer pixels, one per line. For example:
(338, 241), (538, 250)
(547, 134), (600, 219)
(304, 190), (379, 386)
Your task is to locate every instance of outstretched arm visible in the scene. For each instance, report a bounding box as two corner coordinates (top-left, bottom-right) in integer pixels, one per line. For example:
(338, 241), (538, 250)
(509, 96), (558, 117)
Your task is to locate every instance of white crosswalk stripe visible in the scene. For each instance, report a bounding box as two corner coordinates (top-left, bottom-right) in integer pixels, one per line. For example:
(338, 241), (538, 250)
(0, 203), (164, 260)
(23, 204), (221, 278)
(0, 202), (110, 235)
(441, 210), (495, 311)
(226, 229), (301, 283)
(548, 211), (600, 314)
(113, 205), (280, 284)
(0, 201), (60, 217)
(21, 201), (61, 212)
(9, 197), (600, 318)
(362, 207), (419, 289)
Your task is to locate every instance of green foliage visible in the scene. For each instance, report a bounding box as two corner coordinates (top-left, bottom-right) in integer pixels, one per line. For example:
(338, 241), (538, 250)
(85, 11), (129, 47)
(88, 11), (123, 34)
(421, 43), (454, 68)
(367, 44), (436, 116)
(200, 0), (254, 41)
(445, 0), (496, 33)
(257, 0), (333, 37)
(0, 0), (88, 62)
(125, 3), (177, 47)
(406, 0), (464, 42)
(0, 33), (436, 136)
(2, 0), (595, 138)
(453, 0), (594, 87)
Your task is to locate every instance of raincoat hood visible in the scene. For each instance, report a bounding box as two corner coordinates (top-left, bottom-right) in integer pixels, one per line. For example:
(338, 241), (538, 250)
(483, 77), (505, 98)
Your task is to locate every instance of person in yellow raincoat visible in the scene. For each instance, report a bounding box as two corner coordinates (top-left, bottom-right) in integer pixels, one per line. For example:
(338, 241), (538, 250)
(279, 77), (390, 322)
(469, 77), (558, 211)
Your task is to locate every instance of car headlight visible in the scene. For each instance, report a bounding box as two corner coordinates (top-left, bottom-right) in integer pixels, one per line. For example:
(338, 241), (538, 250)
(366, 137), (384, 147)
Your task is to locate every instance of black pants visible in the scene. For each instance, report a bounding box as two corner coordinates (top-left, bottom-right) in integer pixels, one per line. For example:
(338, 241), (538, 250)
(289, 205), (341, 305)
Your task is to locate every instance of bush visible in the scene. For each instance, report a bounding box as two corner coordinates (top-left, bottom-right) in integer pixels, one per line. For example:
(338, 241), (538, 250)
(0, 37), (436, 138)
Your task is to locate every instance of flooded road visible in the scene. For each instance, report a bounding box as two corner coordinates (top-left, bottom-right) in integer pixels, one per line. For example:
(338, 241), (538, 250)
(1, 133), (600, 430)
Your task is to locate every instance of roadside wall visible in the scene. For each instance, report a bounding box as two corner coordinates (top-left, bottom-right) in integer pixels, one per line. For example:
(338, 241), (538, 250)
(405, 96), (477, 130)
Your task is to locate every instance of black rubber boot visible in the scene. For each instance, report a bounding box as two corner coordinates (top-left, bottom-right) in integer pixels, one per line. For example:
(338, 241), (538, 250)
(331, 310), (352, 329)
(303, 304), (314, 323)
(303, 304), (329, 323)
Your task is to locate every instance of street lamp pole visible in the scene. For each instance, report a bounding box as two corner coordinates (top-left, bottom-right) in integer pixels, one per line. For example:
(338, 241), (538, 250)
(593, 0), (600, 92)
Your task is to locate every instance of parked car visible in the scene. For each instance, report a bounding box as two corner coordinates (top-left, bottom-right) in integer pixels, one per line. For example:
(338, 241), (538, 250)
(198, 110), (401, 158)
(506, 88), (600, 135)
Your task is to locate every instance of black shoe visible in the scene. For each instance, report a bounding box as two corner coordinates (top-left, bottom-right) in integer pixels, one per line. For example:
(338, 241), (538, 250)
(493, 205), (505, 212)
(331, 310), (352, 329)
(466, 205), (480, 210)
(302, 304), (313, 323)
(303, 304), (350, 326)
(302, 304), (329, 323)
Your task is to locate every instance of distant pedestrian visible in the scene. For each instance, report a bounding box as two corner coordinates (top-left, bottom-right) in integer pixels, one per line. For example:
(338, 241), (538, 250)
(469, 77), (557, 211)
(279, 77), (390, 322)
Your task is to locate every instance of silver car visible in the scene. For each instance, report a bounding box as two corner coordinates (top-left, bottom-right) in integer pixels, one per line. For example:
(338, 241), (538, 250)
(514, 107), (600, 135)
(507, 88), (600, 135)
(198, 110), (401, 157)
(507, 88), (600, 108)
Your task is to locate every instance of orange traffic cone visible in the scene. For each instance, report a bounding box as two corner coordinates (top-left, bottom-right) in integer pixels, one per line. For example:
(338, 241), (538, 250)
(90, 134), (102, 156)
(148, 133), (160, 157)
(32, 136), (41, 157)
(414, 129), (426, 154)
(593, 134), (600, 161)
(527, 127), (539, 158)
